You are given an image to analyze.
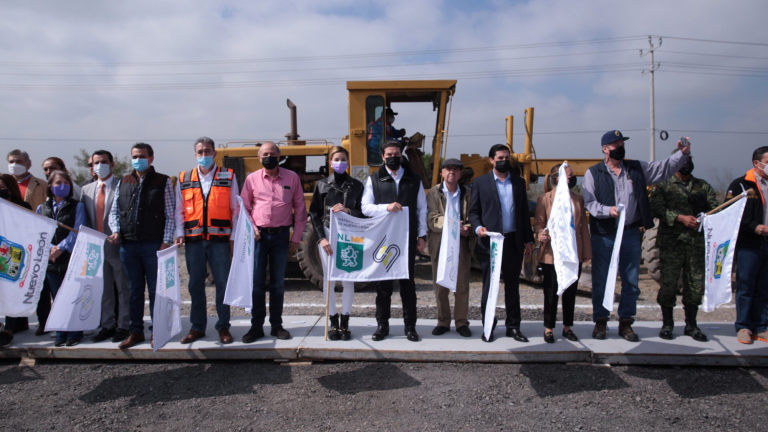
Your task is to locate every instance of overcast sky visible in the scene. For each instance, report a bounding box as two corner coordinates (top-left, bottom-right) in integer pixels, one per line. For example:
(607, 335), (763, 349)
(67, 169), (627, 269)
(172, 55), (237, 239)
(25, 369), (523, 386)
(2, 0), (767, 190)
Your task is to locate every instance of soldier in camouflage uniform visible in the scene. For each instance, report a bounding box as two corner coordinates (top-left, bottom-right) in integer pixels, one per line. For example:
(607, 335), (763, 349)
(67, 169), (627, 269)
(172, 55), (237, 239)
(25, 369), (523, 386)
(649, 151), (718, 341)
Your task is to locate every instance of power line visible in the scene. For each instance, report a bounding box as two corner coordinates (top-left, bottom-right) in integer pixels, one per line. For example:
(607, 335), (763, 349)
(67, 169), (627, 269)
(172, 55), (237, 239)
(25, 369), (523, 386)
(659, 36), (768, 47)
(659, 70), (768, 78)
(661, 50), (768, 61)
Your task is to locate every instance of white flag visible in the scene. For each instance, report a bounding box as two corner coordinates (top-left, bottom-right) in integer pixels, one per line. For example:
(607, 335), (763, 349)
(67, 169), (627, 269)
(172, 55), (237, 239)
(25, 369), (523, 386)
(547, 163), (579, 295)
(0, 199), (57, 316)
(46, 226), (107, 332)
(483, 232), (504, 340)
(435, 194), (461, 292)
(224, 196), (254, 312)
(702, 193), (747, 312)
(602, 204), (626, 312)
(153, 245), (182, 351)
(329, 210), (410, 282)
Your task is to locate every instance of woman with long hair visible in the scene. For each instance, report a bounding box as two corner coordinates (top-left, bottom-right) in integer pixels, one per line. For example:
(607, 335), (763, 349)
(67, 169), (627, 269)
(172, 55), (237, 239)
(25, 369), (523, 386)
(533, 164), (591, 343)
(308, 146), (365, 340)
(36, 170), (87, 347)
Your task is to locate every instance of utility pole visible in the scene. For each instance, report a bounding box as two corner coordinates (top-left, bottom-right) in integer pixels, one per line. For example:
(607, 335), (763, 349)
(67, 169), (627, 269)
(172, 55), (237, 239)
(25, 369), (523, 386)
(641, 36), (661, 161)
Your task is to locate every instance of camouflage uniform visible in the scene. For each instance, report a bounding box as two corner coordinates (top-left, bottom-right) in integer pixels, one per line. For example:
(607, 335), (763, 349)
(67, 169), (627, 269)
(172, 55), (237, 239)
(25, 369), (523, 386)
(649, 175), (719, 308)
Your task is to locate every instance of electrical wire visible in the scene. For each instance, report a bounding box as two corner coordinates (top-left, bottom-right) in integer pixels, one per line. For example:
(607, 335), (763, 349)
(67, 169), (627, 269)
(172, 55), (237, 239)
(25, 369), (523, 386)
(658, 36), (768, 47)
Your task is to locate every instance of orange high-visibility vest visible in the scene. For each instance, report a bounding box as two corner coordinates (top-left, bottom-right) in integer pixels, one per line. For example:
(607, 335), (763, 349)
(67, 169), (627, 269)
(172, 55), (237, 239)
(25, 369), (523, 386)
(179, 166), (234, 241)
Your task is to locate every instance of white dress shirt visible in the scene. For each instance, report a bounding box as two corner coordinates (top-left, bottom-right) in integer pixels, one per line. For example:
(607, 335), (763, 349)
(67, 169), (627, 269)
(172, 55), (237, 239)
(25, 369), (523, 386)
(361, 166), (428, 237)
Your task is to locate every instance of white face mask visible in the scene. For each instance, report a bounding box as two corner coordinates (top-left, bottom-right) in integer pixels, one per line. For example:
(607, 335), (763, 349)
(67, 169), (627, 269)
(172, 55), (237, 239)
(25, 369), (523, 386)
(94, 163), (112, 179)
(8, 163), (27, 176)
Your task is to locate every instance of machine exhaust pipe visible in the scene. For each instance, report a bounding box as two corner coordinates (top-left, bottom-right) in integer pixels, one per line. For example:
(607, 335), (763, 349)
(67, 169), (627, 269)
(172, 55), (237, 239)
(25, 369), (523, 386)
(285, 99), (300, 141)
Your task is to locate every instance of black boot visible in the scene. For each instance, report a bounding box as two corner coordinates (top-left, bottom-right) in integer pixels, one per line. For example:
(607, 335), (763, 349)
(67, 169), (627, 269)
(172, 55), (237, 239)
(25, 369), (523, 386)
(659, 307), (674, 340)
(372, 323), (389, 341)
(684, 306), (708, 342)
(340, 314), (351, 341)
(328, 314), (340, 341)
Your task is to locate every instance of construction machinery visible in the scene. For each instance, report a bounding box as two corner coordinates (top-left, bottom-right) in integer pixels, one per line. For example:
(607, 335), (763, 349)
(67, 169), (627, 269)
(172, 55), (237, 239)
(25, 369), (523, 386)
(214, 80), (606, 288)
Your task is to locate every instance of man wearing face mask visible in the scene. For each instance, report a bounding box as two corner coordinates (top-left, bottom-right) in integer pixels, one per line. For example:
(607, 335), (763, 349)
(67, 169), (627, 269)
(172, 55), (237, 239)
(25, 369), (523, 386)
(649, 150), (718, 342)
(367, 108), (406, 163)
(7, 149), (47, 213)
(80, 150), (131, 344)
(583, 131), (690, 342)
(240, 142), (307, 343)
(469, 144), (535, 343)
(726, 146), (768, 344)
(107, 143), (176, 349)
(173, 137), (239, 345)
(362, 140), (427, 342)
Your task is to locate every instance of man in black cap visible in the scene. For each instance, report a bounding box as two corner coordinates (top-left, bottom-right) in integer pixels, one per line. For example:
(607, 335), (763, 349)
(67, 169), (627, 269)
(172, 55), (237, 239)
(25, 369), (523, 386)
(583, 131), (691, 342)
(427, 158), (475, 337)
(367, 107), (406, 165)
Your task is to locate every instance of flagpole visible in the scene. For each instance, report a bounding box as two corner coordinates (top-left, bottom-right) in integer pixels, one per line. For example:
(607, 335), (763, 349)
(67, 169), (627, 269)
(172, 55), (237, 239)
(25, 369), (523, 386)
(706, 190), (753, 216)
(2, 198), (78, 233)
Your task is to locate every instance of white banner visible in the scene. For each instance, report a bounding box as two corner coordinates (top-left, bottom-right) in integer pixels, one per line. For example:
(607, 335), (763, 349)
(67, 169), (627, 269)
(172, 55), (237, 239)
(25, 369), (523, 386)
(152, 245), (182, 351)
(547, 163), (579, 295)
(435, 193), (461, 292)
(224, 196), (254, 312)
(0, 199), (58, 317)
(46, 226), (107, 332)
(329, 210), (410, 282)
(602, 204), (626, 312)
(483, 232), (504, 340)
(702, 193), (747, 313)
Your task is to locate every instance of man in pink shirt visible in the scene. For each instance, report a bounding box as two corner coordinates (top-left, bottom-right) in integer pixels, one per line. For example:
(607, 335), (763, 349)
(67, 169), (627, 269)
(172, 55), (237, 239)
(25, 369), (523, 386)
(240, 142), (307, 342)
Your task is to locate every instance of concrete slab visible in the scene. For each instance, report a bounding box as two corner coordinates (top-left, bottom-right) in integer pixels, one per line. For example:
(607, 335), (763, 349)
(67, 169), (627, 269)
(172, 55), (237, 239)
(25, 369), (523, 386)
(297, 318), (592, 363)
(0, 316), (320, 361)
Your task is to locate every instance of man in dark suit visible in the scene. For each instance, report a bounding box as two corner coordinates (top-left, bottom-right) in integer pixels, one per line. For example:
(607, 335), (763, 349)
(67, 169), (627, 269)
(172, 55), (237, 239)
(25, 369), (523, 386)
(469, 144), (534, 342)
(81, 150), (130, 343)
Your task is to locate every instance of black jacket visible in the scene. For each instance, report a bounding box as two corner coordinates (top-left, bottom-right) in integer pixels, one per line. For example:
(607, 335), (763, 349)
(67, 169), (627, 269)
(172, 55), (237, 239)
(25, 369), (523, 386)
(468, 172), (534, 255)
(727, 170), (766, 249)
(309, 173), (365, 239)
(39, 197), (78, 274)
(116, 166), (169, 243)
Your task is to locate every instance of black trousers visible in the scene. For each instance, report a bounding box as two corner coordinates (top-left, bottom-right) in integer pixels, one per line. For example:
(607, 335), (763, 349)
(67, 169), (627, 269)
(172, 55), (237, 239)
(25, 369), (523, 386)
(376, 244), (417, 327)
(541, 263), (581, 329)
(480, 233), (524, 328)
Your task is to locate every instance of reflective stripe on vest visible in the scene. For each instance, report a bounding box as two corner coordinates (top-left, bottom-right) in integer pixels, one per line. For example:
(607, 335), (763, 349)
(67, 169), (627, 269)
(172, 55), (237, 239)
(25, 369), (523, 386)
(179, 166), (233, 240)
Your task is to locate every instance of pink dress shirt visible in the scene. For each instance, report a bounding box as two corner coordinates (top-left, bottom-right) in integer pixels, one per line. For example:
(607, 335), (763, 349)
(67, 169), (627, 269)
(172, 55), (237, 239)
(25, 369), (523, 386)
(240, 167), (307, 243)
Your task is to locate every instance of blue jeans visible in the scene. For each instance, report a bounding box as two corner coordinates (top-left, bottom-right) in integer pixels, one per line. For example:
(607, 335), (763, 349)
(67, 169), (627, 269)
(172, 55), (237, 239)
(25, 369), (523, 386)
(46, 270), (84, 342)
(185, 240), (231, 332)
(251, 229), (290, 329)
(734, 245), (768, 333)
(590, 227), (641, 322)
(120, 240), (162, 333)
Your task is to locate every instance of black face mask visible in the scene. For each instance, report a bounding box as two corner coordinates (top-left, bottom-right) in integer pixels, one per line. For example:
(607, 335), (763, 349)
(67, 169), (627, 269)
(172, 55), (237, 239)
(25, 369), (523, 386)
(0, 189), (9, 200)
(494, 159), (510, 174)
(568, 177), (578, 189)
(608, 146), (625, 161)
(261, 156), (278, 170)
(678, 160), (694, 176)
(385, 156), (401, 171)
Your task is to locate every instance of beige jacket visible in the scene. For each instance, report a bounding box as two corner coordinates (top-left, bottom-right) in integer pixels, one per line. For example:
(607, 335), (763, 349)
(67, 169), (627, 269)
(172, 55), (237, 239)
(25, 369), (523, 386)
(23, 175), (47, 212)
(426, 183), (476, 258)
(533, 189), (592, 265)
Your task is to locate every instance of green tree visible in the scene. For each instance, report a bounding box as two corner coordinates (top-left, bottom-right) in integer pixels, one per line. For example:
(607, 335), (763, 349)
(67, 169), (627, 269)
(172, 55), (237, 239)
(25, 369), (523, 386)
(71, 148), (131, 184)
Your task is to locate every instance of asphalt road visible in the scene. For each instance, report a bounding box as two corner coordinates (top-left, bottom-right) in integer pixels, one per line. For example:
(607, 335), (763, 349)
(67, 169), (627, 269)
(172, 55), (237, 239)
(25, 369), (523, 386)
(1, 360), (766, 431)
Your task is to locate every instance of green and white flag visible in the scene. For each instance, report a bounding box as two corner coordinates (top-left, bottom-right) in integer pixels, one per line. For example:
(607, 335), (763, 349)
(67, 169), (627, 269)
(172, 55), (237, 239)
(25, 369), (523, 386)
(224, 196), (254, 313)
(435, 194), (461, 292)
(329, 210), (410, 282)
(153, 245), (182, 351)
(702, 192), (746, 313)
(483, 232), (504, 341)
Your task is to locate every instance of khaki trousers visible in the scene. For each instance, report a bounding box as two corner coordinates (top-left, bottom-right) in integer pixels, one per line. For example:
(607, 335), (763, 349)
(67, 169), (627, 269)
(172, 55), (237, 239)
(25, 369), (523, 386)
(430, 238), (471, 328)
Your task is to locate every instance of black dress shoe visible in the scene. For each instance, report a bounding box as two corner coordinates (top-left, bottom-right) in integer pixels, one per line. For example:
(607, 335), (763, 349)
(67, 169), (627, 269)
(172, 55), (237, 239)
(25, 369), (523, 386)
(242, 327), (265, 344)
(562, 329), (579, 342)
(111, 329), (130, 343)
(372, 324), (389, 341)
(456, 326), (472, 338)
(66, 339), (81, 347)
(35, 325), (50, 336)
(405, 326), (419, 342)
(270, 326), (291, 340)
(543, 331), (555, 344)
(91, 327), (116, 343)
(481, 333), (494, 343)
(507, 328), (529, 342)
(0, 331), (13, 347)
(54, 339), (66, 347)
(432, 326), (449, 336)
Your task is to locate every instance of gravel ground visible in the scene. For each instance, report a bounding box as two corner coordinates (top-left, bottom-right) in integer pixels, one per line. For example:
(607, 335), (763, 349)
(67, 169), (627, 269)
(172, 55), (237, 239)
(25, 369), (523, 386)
(1, 360), (766, 431)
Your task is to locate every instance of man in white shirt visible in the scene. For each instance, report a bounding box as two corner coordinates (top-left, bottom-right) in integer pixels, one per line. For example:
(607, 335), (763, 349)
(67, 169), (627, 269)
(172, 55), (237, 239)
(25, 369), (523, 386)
(362, 140), (427, 342)
(80, 150), (131, 343)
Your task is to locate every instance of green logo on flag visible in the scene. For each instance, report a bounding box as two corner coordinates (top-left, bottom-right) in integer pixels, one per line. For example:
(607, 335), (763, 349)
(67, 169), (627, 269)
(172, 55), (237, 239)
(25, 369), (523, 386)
(81, 243), (102, 277)
(336, 234), (364, 273)
(164, 257), (176, 288)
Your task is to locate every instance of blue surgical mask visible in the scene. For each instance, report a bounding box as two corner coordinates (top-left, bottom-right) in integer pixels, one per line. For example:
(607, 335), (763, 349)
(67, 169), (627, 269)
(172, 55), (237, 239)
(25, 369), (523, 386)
(52, 184), (70, 198)
(197, 156), (214, 170)
(132, 158), (149, 172)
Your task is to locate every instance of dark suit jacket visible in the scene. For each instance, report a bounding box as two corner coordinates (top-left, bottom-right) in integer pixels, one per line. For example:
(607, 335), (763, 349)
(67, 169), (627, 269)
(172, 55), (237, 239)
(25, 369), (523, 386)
(468, 172), (534, 256)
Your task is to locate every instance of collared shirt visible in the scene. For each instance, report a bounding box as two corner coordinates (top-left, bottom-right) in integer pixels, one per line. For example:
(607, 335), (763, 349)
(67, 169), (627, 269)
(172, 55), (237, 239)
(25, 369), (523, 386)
(758, 171), (768, 226)
(17, 174), (32, 198)
(240, 167), (307, 244)
(493, 171), (515, 233)
(96, 175), (117, 198)
(173, 164), (240, 239)
(361, 166), (428, 237)
(583, 150), (688, 225)
(442, 182), (461, 219)
(107, 172), (176, 245)
(36, 200), (87, 253)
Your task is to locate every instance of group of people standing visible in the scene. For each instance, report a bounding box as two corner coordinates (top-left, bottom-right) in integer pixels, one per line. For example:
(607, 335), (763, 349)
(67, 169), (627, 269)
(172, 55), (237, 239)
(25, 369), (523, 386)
(1, 130), (767, 348)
